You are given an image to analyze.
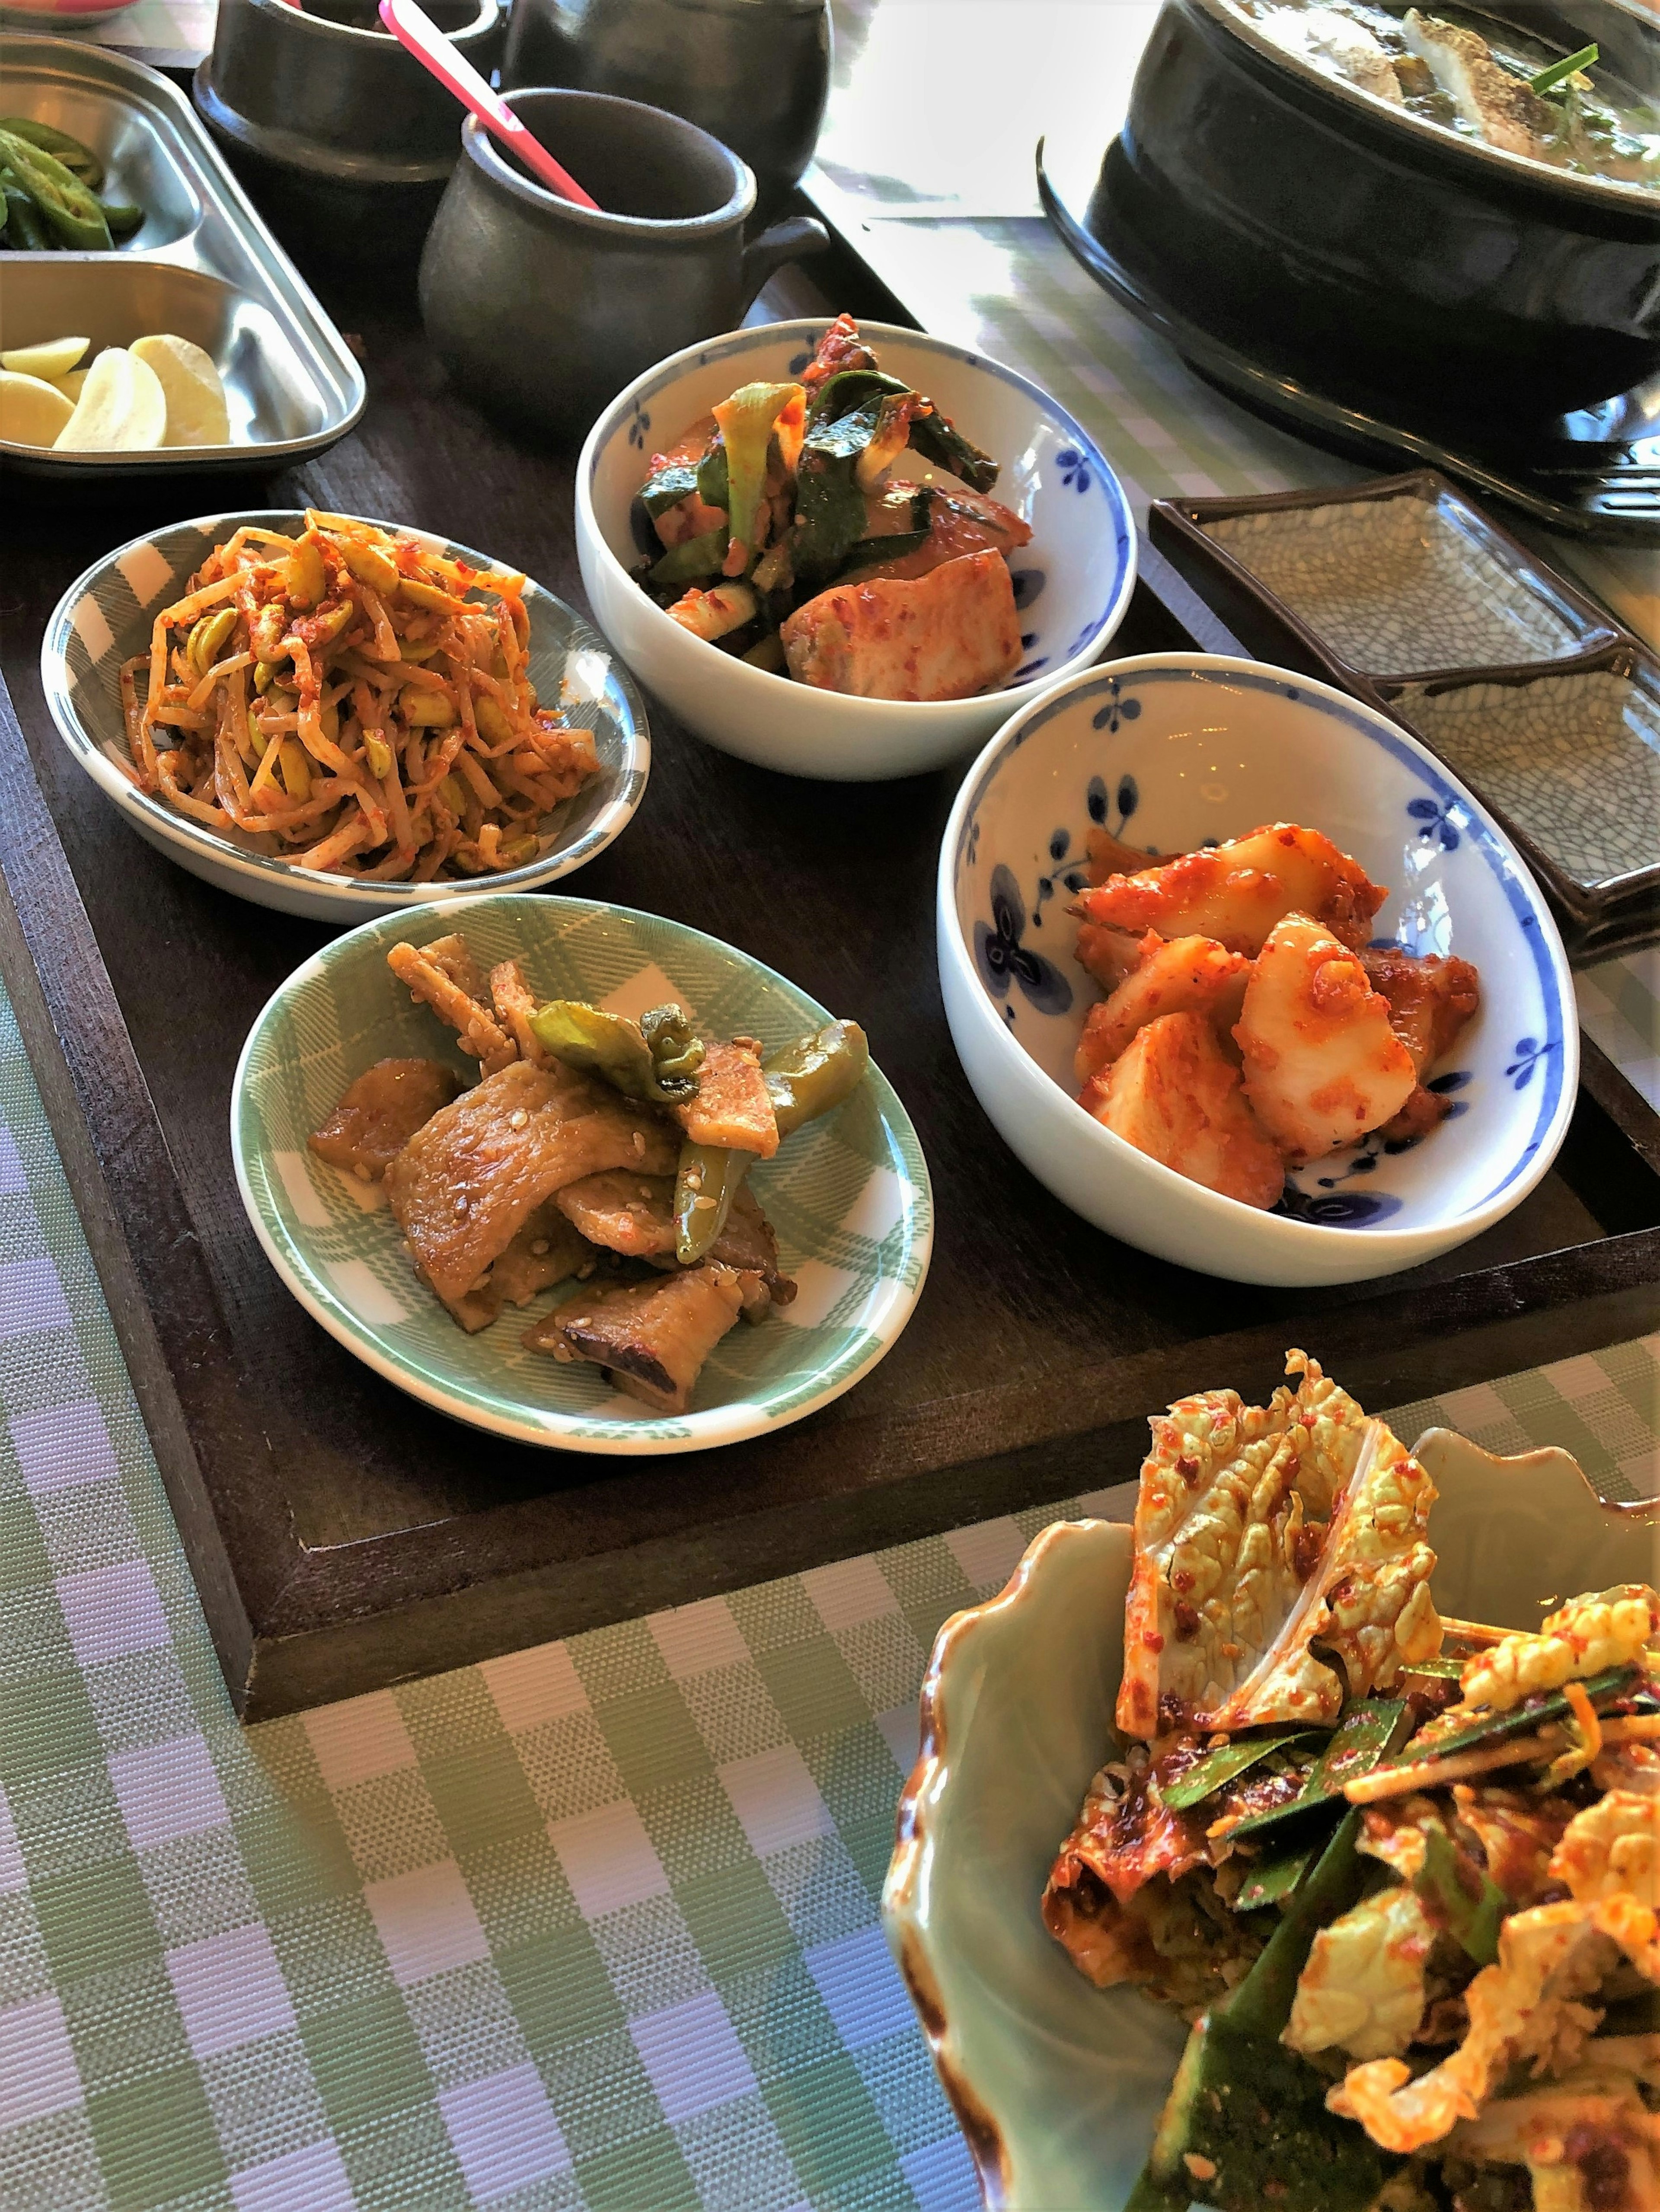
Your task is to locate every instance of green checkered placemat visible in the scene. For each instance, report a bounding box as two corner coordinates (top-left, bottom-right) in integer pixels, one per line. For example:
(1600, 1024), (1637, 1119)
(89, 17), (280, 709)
(2, 958), (1659, 2211)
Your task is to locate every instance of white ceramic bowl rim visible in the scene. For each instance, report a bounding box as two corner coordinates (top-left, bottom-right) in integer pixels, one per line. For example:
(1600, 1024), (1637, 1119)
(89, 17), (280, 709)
(942, 652), (1577, 1245)
(230, 892), (936, 1454)
(40, 509), (650, 905)
(576, 316), (1138, 720)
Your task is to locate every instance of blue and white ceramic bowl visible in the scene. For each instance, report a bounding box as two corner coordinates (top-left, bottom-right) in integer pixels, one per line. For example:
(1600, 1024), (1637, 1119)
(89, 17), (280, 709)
(937, 654), (1577, 1287)
(42, 511), (650, 923)
(575, 319), (1136, 783)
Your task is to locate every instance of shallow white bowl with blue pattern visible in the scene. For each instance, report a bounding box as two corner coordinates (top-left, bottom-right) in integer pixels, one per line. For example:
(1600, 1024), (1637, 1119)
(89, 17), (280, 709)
(233, 893), (933, 1452)
(937, 655), (1577, 1287)
(42, 511), (650, 923)
(575, 319), (1136, 783)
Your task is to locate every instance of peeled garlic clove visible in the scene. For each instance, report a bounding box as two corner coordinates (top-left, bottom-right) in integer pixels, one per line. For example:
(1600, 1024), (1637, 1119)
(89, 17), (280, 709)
(0, 370), (74, 448)
(1, 335), (90, 381)
(54, 348), (168, 451)
(52, 369), (88, 405)
(129, 332), (229, 447)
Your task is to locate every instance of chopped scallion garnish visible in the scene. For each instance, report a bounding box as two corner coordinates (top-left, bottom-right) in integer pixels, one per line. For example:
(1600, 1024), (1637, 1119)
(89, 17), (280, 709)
(1531, 42), (1598, 99)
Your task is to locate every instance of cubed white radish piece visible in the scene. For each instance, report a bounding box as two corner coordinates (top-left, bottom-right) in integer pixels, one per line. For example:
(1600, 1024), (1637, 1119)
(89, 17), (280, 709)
(130, 333), (229, 447)
(0, 370), (74, 448)
(54, 348), (167, 451)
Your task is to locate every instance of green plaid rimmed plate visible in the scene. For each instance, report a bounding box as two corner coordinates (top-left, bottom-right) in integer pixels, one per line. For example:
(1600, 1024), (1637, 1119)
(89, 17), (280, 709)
(230, 892), (933, 1452)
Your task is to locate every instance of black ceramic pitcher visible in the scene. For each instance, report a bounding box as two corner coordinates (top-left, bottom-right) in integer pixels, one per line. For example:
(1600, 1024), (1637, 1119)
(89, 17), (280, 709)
(418, 90), (827, 438)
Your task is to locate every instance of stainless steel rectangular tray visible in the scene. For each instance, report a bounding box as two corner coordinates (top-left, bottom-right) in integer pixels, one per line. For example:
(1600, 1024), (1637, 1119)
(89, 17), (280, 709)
(0, 36), (364, 476)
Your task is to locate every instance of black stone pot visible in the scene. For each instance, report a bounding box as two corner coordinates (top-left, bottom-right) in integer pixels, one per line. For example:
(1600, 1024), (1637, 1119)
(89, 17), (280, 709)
(1100, 0), (1660, 426)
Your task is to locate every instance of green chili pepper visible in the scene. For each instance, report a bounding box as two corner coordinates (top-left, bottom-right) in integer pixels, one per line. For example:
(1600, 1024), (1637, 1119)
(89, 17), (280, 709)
(0, 118), (103, 190)
(529, 1000), (703, 1106)
(674, 1021), (869, 1264)
(99, 200), (144, 239)
(672, 1143), (753, 1267)
(649, 528), (728, 586)
(2, 179), (50, 252)
(764, 1019), (869, 1137)
(641, 1005), (705, 1087)
(0, 128), (111, 250)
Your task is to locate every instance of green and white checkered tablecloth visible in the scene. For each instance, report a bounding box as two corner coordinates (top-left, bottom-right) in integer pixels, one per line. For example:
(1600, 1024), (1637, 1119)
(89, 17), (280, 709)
(3, 9), (1657, 2201)
(2, 953), (1659, 2211)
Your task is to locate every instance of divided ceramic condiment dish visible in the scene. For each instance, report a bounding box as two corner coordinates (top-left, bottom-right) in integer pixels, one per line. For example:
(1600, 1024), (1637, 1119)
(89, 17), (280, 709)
(1149, 471), (1658, 958)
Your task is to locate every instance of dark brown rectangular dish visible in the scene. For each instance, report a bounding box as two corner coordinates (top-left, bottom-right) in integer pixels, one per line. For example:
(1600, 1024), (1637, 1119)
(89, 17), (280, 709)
(1149, 471), (1660, 958)
(5, 273), (1660, 1721)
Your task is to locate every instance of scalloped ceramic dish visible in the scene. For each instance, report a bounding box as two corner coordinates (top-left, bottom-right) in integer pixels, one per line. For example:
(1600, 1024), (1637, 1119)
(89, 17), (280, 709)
(881, 1430), (1660, 2209)
(232, 892), (932, 1453)
(42, 511), (649, 922)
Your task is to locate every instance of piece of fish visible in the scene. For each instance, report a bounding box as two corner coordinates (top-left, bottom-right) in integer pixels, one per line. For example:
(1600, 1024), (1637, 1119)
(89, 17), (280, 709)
(524, 1262), (747, 1413)
(1257, 4), (1404, 103)
(386, 1059), (678, 1307)
(309, 1058), (460, 1181)
(1403, 10), (1555, 158)
(781, 549), (1021, 702)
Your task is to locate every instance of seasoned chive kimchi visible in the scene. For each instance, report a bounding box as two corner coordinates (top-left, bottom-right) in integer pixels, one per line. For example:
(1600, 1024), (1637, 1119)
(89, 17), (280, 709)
(1044, 1353), (1660, 2212)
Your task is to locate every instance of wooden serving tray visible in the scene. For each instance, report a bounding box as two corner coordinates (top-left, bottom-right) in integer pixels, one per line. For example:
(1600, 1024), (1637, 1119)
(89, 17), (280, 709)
(4, 265), (1660, 1719)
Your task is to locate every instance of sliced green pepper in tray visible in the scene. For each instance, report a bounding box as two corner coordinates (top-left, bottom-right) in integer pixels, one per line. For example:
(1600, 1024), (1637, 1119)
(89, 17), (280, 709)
(0, 117), (103, 190)
(674, 1020), (869, 1265)
(0, 127), (111, 250)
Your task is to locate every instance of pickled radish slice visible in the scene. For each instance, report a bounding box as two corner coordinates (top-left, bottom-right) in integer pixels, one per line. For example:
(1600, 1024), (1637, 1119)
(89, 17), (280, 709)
(54, 347), (167, 451)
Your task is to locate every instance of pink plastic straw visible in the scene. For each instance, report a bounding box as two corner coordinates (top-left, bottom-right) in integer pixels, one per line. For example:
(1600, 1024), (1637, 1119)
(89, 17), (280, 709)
(377, 0), (602, 209)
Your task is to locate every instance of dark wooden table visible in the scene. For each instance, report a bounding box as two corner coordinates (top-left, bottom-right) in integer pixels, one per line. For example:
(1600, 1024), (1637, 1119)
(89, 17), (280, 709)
(4, 246), (1659, 1718)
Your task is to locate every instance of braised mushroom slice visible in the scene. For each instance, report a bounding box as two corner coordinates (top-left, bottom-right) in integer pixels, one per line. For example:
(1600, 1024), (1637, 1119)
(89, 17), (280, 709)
(441, 1202), (591, 1333)
(555, 1173), (795, 1308)
(308, 1057), (461, 1182)
(386, 1059), (678, 1309)
(524, 1264), (746, 1414)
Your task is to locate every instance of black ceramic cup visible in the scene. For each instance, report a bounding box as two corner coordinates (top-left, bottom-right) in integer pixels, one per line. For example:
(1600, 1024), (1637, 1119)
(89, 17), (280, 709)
(195, 0), (502, 265)
(417, 90), (828, 439)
